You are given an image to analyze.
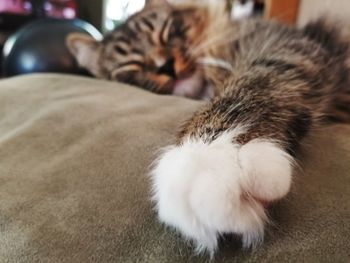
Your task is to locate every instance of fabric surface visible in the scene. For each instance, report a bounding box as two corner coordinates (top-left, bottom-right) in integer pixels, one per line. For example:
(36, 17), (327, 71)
(0, 74), (349, 262)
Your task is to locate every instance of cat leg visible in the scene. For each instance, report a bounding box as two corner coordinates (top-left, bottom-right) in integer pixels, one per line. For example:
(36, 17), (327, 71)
(150, 103), (294, 254)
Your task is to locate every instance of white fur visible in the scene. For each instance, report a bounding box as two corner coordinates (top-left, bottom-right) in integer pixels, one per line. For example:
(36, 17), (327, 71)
(198, 57), (233, 71)
(150, 129), (293, 255)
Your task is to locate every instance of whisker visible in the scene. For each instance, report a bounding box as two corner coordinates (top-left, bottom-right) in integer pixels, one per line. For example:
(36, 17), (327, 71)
(197, 57), (233, 71)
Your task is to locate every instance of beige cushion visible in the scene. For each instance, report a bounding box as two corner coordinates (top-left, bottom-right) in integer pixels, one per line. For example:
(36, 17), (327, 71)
(0, 74), (349, 262)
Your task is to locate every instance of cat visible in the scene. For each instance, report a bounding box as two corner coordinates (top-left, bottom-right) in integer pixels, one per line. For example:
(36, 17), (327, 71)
(66, 0), (350, 255)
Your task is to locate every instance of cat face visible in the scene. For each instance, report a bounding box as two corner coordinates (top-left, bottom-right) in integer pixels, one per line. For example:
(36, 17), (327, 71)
(67, 0), (209, 98)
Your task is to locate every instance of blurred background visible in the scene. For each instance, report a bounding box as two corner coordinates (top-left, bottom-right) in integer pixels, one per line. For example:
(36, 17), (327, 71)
(0, 0), (349, 77)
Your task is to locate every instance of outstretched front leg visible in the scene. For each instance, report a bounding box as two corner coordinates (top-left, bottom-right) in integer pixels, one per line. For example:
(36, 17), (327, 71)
(150, 82), (311, 254)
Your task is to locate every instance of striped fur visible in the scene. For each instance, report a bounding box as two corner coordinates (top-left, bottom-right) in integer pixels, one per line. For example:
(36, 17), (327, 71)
(67, 0), (350, 254)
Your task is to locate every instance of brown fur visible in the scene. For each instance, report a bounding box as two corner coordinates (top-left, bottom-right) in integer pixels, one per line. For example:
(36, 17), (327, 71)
(66, 0), (350, 155)
(179, 17), (350, 155)
(67, 0), (210, 95)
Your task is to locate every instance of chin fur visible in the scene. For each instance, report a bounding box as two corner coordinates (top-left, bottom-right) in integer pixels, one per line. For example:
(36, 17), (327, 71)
(150, 128), (293, 255)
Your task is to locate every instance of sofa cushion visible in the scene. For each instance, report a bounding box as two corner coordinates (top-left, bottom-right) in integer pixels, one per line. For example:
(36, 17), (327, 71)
(0, 74), (349, 262)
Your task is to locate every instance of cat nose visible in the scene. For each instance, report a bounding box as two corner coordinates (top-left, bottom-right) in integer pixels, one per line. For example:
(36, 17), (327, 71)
(157, 57), (176, 79)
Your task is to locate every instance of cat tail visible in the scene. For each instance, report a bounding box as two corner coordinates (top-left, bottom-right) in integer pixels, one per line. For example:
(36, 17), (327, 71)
(303, 17), (350, 123)
(150, 95), (296, 255)
(330, 86), (350, 123)
(331, 31), (350, 123)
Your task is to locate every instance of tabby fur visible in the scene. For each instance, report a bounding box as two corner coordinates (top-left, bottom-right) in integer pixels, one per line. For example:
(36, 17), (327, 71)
(66, 0), (350, 255)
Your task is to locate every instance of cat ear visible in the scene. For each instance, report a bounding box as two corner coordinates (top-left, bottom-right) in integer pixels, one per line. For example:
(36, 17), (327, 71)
(144, 0), (169, 7)
(66, 33), (102, 76)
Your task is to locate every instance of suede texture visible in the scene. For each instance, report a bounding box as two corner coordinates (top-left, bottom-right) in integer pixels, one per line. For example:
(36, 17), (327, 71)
(0, 74), (349, 262)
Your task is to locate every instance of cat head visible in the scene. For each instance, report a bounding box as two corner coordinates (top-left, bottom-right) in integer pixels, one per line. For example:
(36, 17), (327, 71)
(67, 0), (229, 99)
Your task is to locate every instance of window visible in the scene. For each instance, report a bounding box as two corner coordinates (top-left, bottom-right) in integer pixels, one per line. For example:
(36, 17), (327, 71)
(104, 0), (145, 32)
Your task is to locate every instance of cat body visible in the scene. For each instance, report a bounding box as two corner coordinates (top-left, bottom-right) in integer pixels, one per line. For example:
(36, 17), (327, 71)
(67, 0), (350, 255)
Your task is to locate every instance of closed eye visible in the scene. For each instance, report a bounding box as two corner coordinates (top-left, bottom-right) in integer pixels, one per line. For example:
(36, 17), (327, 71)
(118, 61), (144, 68)
(111, 61), (144, 77)
(160, 16), (173, 45)
(114, 45), (128, 56)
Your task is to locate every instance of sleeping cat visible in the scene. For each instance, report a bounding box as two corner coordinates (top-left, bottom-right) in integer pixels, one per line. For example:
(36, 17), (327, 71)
(66, 0), (350, 255)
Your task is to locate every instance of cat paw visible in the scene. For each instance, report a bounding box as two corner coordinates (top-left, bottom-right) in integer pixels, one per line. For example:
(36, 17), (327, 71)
(150, 131), (293, 254)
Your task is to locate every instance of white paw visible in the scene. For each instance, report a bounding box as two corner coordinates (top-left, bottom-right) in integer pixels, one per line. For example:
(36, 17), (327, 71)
(150, 130), (293, 255)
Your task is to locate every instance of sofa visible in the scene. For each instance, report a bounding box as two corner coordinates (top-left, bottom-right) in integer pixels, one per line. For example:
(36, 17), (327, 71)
(0, 74), (349, 262)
